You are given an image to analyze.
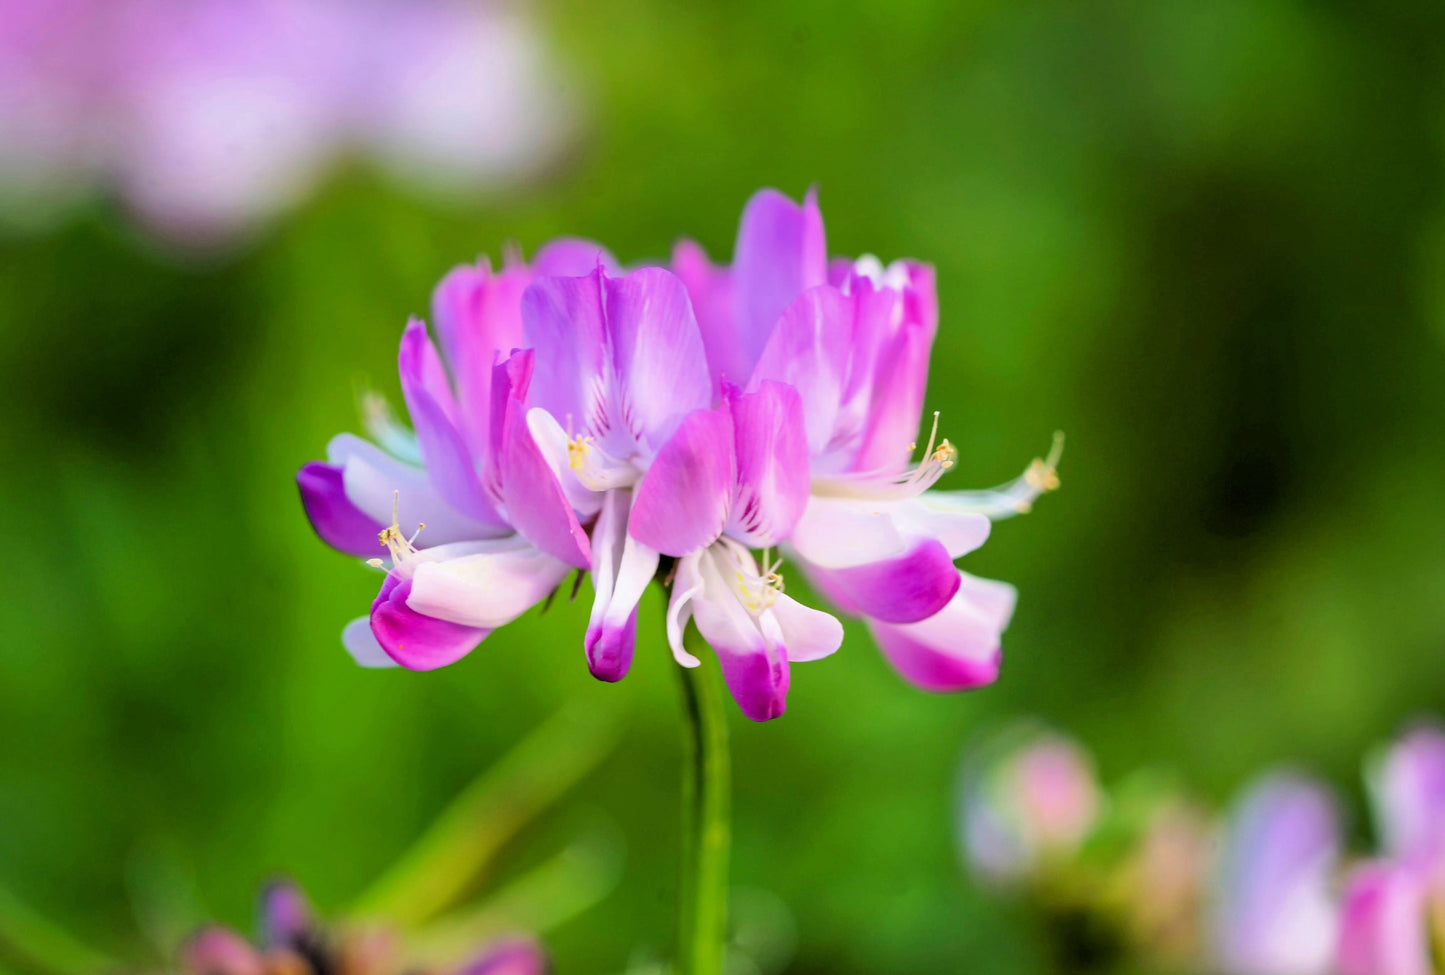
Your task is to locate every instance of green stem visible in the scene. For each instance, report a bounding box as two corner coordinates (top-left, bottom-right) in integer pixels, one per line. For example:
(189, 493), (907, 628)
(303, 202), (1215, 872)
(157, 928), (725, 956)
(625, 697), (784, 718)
(675, 631), (730, 975)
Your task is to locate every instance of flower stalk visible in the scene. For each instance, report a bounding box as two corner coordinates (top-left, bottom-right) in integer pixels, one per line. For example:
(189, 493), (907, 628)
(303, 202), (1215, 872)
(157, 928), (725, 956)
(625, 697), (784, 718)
(676, 628), (731, 975)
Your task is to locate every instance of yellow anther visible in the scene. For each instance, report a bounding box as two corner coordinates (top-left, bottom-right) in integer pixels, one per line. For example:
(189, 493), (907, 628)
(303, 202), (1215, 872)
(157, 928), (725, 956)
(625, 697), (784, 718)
(567, 434), (594, 471)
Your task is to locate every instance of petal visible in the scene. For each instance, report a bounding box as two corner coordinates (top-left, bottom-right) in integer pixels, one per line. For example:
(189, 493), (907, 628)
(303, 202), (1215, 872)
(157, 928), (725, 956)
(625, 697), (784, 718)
(406, 538), (571, 629)
(370, 574), (490, 671)
(606, 266), (714, 450)
(732, 187), (828, 380)
(807, 538), (961, 624)
(748, 285), (851, 456)
(1369, 725), (1445, 861)
(258, 880), (312, 949)
(399, 319), (506, 528)
(530, 237), (620, 277)
(691, 547), (788, 721)
(525, 407), (605, 518)
(297, 462), (384, 558)
(182, 928), (264, 975)
(852, 315), (933, 475)
(492, 351), (592, 569)
(665, 550), (705, 668)
(328, 434), (506, 547)
(341, 616), (399, 669)
(788, 495), (911, 569)
(585, 489), (660, 681)
(726, 381), (811, 548)
(769, 594), (844, 663)
(1336, 863), (1432, 975)
(519, 271), (607, 436)
(865, 573), (1011, 691)
(893, 498), (992, 559)
(430, 261), (527, 458)
(629, 406), (735, 556)
(672, 238), (736, 389)
(454, 938), (550, 975)
(1213, 773), (1341, 975)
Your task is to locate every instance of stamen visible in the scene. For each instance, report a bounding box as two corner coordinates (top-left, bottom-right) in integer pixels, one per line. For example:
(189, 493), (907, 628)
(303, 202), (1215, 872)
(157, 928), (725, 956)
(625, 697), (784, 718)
(811, 410), (959, 500)
(376, 491), (425, 566)
(719, 539), (787, 614)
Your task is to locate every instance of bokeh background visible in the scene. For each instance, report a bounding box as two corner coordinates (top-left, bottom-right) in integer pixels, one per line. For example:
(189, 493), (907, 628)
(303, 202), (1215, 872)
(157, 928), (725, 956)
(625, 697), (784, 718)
(3, 1), (1445, 972)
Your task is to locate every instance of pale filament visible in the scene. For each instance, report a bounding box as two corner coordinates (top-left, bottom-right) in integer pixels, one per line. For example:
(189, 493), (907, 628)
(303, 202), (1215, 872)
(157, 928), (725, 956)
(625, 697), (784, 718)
(812, 411), (958, 500)
(717, 538), (786, 615)
(366, 491), (425, 570)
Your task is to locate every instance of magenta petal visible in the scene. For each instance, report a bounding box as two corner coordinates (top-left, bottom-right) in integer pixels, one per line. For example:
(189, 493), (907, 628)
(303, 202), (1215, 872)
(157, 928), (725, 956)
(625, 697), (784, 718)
(454, 938), (550, 975)
(726, 381), (810, 548)
(748, 286), (852, 456)
(852, 316), (933, 475)
(585, 605), (637, 683)
(716, 645), (789, 722)
(430, 262), (527, 457)
(399, 319), (504, 528)
(732, 187), (828, 379)
(630, 407), (736, 556)
(370, 574), (490, 671)
(812, 539), (961, 624)
(492, 352), (591, 569)
(297, 462), (383, 558)
(1373, 726), (1445, 861)
(1336, 863), (1432, 975)
(531, 237), (620, 277)
(867, 577), (1007, 691)
(181, 927), (264, 975)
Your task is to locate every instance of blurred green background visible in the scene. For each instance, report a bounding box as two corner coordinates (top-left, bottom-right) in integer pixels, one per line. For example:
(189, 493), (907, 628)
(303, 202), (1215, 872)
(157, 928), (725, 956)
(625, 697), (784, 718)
(3, 1), (1445, 972)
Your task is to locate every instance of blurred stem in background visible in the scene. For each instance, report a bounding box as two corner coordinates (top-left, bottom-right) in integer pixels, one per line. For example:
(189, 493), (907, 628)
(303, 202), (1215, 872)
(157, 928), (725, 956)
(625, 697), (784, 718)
(675, 630), (730, 975)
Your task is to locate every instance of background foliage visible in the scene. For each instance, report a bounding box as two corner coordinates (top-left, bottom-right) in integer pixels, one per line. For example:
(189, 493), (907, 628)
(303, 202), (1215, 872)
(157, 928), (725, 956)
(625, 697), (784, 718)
(3, 1), (1445, 972)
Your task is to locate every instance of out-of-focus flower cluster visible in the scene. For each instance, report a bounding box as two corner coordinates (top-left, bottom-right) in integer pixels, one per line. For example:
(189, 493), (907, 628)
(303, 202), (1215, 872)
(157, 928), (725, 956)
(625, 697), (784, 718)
(299, 188), (1060, 720)
(960, 721), (1445, 975)
(183, 881), (546, 975)
(0, 0), (571, 244)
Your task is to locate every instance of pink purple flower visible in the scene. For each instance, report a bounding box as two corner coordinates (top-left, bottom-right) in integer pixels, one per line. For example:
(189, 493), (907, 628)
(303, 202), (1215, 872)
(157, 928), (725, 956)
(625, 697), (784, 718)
(299, 189), (1055, 719)
(183, 880), (547, 975)
(1211, 772), (1342, 975)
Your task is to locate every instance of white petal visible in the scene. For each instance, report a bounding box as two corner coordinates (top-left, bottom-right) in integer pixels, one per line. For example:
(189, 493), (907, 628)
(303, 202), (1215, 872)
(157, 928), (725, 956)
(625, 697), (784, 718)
(769, 594), (844, 662)
(406, 539), (570, 628)
(788, 495), (909, 568)
(666, 551), (705, 667)
(342, 617), (397, 668)
(526, 408), (606, 518)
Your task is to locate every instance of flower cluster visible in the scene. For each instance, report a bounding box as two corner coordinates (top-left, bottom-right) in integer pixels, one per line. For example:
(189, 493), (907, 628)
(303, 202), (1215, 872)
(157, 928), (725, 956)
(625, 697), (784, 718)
(960, 722), (1445, 975)
(299, 188), (1059, 720)
(182, 881), (546, 975)
(0, 0), (568, 243)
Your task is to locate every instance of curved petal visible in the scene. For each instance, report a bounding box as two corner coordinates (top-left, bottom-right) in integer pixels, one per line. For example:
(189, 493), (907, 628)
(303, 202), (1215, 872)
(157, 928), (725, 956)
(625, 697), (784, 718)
(665, 550), (706, 668)
(530, 237), (620, 277)
(297, 461), (383, 557)
(770, 593), (844, 663)
(1336, 863), (1432, 975)
(866, 573), (1011, 691)
(1213, 773), (1341, 975)
(852, 315), (933, 475)
(258, 880), (312, 949)
(492, 351), (592, 569)
(672, 238), (736, 388)
(398, 319), (505, 527)
(894, 498), (992, 559)
(807, 539), (961, 624)
(586, 489), (659, 681)
(726, 381), (810, 548)
(1369, 726), (1445, 862)
(788, 494), (909, 568)
(629, 406), (735, 557)
(519, 271), (608, 440)
(607, 266), (714, 450)
(328, 434), (506, 546)
(691, 547), (788, 721)
(732, 187), (827, 380)
(407, 539), (570, 629)
(370, 574), (490, 671)
(430, 261), (527, 457)
(748, 285), (851, 456)
(341, 616), (399, 668)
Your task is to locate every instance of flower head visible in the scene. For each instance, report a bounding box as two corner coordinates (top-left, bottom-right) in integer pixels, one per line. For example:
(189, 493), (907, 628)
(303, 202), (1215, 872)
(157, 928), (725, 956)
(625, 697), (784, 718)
(299, 188), (1055, 719)
(182, 881), (547, 975)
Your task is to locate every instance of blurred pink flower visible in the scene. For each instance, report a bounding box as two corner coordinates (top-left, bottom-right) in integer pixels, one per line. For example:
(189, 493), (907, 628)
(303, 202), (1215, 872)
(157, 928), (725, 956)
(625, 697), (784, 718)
(0, 0), (573, 244)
